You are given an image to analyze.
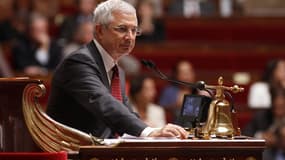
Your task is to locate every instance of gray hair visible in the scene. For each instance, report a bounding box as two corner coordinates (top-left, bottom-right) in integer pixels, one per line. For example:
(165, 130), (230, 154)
(93, 0), (136, 25)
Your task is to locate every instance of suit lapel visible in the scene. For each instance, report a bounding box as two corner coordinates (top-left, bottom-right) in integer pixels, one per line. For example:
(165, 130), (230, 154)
(86, 41), (110, 89)
(118, 66), (126, 99)
(118, 64), (133, 110)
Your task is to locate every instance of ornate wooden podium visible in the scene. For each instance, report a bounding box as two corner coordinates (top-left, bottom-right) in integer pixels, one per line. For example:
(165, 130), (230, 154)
(0, 78), (266, 160)
(79, 138), (265, 160)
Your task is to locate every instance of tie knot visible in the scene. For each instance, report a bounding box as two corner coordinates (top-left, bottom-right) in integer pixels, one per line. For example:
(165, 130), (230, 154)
(112, 65), (119, 76)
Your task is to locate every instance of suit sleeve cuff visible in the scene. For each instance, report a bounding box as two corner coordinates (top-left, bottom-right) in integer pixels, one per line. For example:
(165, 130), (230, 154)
(140, 127), (160, 137)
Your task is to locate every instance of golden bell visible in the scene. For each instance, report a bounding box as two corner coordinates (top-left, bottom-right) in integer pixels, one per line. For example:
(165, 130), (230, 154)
(201, 77), (243, 138)
(212, 98), (234, 137)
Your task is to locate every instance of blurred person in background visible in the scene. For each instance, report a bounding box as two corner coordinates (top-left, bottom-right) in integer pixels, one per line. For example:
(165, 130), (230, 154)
(63, 21), (94, 57)
(243, 87), (285, 159)
(135, 0), (165, 43)
(0, 0), (15, 43)
(0, 46), (13, 77)
(159, 60), (197, 123)
(59, 0), (98, 44)
(248, 59), (285, 109)
(12, 13), (63, 76)
(118, 55), (141, 96)
(125, 0), (163, 17)
(129, 75), (166, 128)
(264, 122), (285, 160)
(0, 0), (32, 44)
(32, 0), (59, 19)
(167, 0), (216, 18)
(0, 0), (16, 78)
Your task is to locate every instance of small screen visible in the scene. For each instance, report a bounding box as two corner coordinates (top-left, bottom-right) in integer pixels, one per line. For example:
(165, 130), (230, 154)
(182, 96), (202, 117)
(180, 94), (212, 125)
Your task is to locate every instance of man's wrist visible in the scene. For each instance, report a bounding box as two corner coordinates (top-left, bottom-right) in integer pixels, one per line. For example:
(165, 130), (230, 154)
(140, 127), (160, 137)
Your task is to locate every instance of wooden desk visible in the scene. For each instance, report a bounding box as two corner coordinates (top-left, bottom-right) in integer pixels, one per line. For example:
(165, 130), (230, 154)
(79, 138), (265, 160)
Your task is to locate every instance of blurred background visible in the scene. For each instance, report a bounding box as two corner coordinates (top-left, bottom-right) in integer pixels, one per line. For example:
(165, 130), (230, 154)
(1, 0), (285, 144)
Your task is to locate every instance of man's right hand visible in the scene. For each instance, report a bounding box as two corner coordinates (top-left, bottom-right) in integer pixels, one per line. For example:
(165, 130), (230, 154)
(148, 123), (188, 139)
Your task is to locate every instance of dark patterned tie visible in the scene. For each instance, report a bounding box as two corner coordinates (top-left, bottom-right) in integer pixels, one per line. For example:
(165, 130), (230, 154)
(111, 65), (122, 102)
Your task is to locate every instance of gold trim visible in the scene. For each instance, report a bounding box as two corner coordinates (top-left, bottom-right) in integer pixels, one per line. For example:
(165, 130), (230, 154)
(22, 83), (104, 153)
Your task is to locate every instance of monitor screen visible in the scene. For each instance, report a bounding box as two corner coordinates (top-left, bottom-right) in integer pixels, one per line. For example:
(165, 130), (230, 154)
(178, 94), (212, 128)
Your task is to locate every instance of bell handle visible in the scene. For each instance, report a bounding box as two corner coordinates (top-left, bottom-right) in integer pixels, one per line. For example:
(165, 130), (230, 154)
(205, 84), (244, 94)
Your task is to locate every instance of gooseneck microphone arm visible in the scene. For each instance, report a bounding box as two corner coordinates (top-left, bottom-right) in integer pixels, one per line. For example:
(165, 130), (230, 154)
(141, 59), (206, 90)
(141, 59), (239, 109)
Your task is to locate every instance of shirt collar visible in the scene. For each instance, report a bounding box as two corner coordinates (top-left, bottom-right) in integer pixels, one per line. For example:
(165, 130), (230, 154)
(93, 39), (116, 73)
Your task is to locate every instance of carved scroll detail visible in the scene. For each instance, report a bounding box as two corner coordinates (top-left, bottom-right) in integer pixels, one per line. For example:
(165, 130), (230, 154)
(22, 83), (104, 153)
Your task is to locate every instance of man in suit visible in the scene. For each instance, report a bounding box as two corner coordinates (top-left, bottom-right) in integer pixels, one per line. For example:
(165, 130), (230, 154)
(47, 0), (187, 139)
(12, 13), (63, 76)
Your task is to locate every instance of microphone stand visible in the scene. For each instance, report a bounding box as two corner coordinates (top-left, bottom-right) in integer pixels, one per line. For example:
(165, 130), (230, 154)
(141, 59), (214, 97)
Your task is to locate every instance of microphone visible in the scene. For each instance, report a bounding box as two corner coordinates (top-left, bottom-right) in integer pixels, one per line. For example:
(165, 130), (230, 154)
(141, 59), (206, 90)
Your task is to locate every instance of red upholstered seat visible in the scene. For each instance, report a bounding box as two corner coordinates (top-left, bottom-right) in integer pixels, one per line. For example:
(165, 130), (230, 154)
(0, 151), (67, 160)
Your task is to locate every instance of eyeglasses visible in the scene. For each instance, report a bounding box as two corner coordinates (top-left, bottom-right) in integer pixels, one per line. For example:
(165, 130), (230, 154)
(110, 25), (142, 36)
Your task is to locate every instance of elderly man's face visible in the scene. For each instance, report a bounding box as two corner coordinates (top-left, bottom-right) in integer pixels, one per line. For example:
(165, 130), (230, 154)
(97, 11), (138, 60)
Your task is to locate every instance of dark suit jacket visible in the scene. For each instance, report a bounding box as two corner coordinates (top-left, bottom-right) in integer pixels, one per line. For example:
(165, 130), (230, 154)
(47, 41), (147, 138)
